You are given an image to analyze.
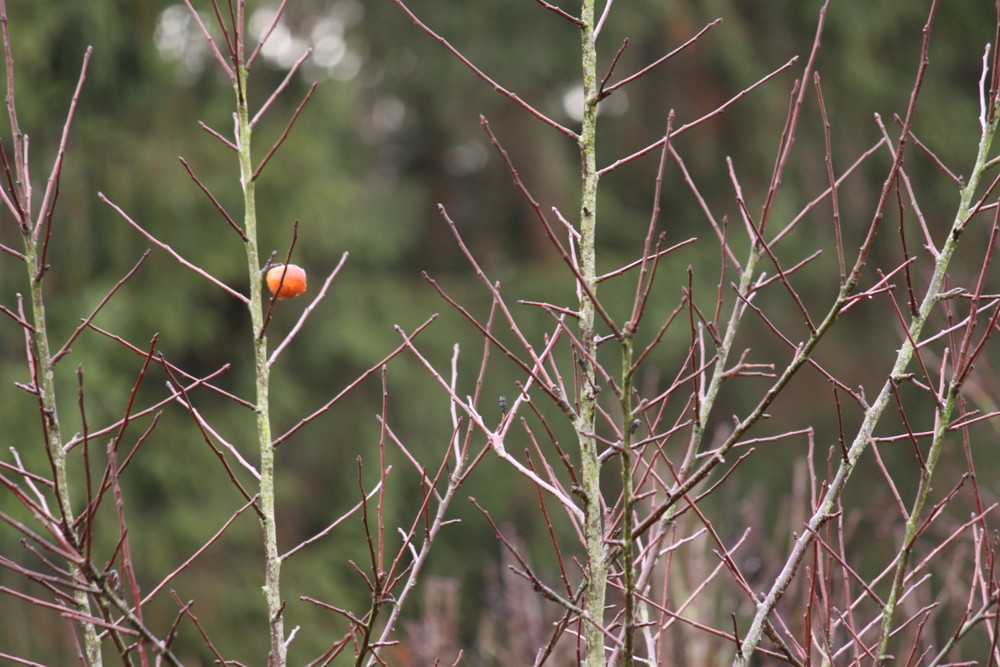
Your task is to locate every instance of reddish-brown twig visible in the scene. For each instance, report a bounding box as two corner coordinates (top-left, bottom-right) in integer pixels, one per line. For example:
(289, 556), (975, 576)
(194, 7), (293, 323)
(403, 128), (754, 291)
(250, 44), (310, 128)
(251, 81), (317, 182)
(272, 315), (437, 447)
(603, 19), (722, 97)
(390, 0), (577, 140)
(533, 0), (582, 24)
(35, 46), (92, 243)
(813, 72), (845, 283)
(178, 157), (246, 240)
(53, 251), (152, 364)
(478, 119), (623, 341)
(181, 0), (235, 81)
(100, 192), (250, 303)
(246, 0), (290, 70)
(198, 120), (238, 151)
(599, 56), (799, 176)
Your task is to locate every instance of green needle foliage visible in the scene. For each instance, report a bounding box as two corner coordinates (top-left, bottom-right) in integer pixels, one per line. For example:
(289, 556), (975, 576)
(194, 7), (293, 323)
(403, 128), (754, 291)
(3, 2), (1000, 665)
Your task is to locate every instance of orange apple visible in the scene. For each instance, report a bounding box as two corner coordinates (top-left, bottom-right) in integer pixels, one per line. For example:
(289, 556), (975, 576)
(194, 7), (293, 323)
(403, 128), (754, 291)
(265, 263), (307, 300)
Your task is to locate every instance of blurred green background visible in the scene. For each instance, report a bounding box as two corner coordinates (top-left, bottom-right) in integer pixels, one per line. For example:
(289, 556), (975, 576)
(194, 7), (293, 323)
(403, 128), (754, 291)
(1, 0), (999, 664)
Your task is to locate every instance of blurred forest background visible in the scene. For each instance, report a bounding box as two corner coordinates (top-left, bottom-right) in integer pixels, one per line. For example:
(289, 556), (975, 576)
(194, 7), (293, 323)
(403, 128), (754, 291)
(1, 0), (999, 664)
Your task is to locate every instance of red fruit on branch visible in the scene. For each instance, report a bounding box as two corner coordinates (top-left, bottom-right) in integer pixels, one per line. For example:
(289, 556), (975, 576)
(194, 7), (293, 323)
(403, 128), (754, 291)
(265, 264), (307, 300)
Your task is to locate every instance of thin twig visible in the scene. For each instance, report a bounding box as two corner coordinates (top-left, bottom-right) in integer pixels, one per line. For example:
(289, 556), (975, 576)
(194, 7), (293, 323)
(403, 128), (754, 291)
(390, 0), (578, 139)
(178, 157), (246, 240)
(604, 19), (722, 96)
(268, 252), (349, 367)
(99, 193), (249, 303)
(251, 82), (318, 181)
(600, 56), (798, 175)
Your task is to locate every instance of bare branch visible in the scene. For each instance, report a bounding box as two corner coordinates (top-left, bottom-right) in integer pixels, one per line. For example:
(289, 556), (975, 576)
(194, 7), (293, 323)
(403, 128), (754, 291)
(99, 193), (249, 303)
(390, 0), (578, 140)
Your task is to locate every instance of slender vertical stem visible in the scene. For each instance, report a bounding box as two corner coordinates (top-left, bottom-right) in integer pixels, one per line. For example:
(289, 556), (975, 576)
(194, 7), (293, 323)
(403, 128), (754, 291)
(577, 2), (607, 664)
(3, 0), (102, 658)
(24, 250), (69, 517)
(619, 344), (636, 666)
(875, 385), (957, 662)
(23, 233), (103, 667)
(685, 248), (760, 474)
(874, 104), (999, 663)
(235, 61), (285, 666)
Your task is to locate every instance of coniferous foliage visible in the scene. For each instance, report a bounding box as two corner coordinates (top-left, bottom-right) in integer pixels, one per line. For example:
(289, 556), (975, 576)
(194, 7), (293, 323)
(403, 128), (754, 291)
(2, 1), (1000, 665)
